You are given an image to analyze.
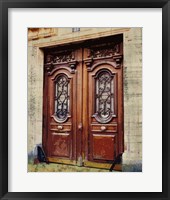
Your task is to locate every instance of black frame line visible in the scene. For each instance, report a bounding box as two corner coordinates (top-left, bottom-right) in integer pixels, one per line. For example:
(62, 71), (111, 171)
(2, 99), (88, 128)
(0, 0), (169, 199)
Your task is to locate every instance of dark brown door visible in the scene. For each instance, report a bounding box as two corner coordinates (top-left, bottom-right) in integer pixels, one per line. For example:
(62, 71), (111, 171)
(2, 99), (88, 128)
(43, 48), (83, 165)
(83, 42), (124, 168)
(43, 35), (123, 169)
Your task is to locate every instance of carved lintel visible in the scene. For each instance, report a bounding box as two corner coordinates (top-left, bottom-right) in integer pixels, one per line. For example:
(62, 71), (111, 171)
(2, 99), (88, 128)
(113, 55), (123, 68)
(69, 60), (78, 74)
(84, 58), (93, 71)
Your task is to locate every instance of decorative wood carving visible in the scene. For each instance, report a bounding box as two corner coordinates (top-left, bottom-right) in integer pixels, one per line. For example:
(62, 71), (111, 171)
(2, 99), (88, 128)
(44, 63), (54, 74)
(69, 60), (78, 74)
(90, 44), (120, 58)
(84, 43), (123, 70)
(44, 50), (78, 74)
(53, 51), (75, 63)
(84, 58), (93, 71)
(113, 55), (123, 68)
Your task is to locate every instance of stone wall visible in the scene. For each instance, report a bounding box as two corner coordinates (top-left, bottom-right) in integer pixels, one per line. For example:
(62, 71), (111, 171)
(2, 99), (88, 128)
(123, 28), (142, 171)
(28, 46), (44, 158)
(28, 28), (142, 171)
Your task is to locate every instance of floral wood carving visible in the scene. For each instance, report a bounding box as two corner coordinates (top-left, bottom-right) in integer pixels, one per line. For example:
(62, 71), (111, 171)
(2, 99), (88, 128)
(44, 50), (78, 74)
(84, 44), (122, 70)
(89, 44), (120, 58)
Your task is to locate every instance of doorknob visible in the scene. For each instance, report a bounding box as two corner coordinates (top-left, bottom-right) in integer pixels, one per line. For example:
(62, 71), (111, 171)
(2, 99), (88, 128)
(57, 125), (63, 130)
(78, 123), (83, 131)
(101, 126), (107, 131)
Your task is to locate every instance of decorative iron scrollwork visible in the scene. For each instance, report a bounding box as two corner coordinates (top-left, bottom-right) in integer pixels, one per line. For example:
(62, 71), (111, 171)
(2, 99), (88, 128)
(93, 70), (115, 123)
(53, 74), (70, 123)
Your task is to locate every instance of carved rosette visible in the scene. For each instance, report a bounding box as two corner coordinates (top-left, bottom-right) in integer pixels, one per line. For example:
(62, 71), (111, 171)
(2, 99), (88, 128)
(84, 44), (123, 70)
(44, 51), (78, 75)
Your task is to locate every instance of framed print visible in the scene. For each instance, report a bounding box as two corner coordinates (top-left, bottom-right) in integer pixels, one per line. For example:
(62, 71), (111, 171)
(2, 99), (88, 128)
(0, 0), (170, 199)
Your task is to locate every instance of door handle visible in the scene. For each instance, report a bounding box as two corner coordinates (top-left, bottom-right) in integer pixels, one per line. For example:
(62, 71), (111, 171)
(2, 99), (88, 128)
(101, 126), (107, 132)
(57, 125), (63, 130)
(78, 123), (83, 131)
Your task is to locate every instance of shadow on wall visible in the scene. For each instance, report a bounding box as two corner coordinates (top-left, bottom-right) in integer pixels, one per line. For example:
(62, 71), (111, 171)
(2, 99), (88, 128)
(28, 144), (46, 164)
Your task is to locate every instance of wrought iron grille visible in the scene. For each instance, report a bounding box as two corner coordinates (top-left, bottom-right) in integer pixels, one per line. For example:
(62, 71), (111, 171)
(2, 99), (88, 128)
(95, 70), (114, 123)
(55, 74), (70, 122)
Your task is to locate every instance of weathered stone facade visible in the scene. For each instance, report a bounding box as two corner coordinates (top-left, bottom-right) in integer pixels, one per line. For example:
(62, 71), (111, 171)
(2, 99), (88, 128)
(28, 28), (142, 172)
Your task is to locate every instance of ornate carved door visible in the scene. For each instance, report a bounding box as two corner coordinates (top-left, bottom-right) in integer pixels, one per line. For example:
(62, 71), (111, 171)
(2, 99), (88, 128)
(83, 40), (124, 169)
(43, 48), (83, 165)
(43, 35), (123, 169)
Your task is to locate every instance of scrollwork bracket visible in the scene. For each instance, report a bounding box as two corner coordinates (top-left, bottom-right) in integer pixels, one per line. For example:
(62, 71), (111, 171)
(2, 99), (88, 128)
(84, 58), (93, 71)
(112, 55), (123, 68)
(68, 60), (78, 74)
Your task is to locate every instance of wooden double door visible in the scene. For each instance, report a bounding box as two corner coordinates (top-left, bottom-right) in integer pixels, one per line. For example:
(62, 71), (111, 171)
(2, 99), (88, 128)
(43, 35), (124, 169)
